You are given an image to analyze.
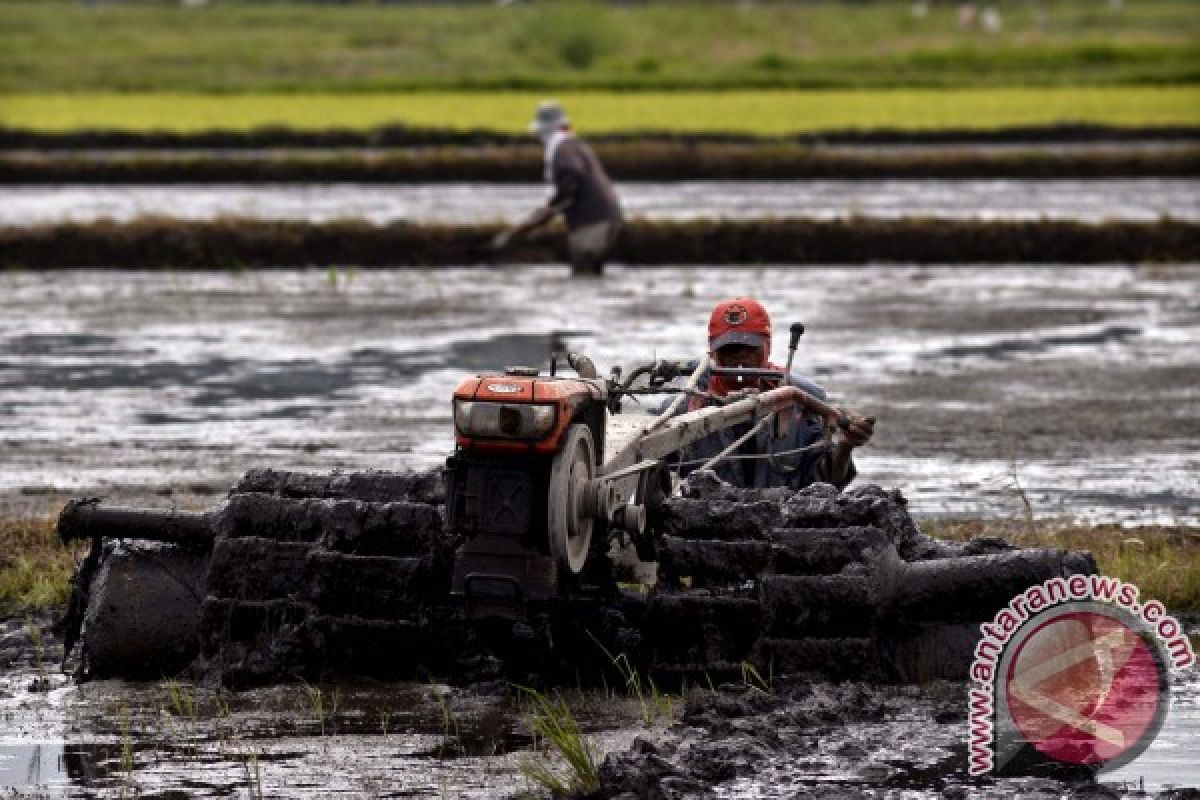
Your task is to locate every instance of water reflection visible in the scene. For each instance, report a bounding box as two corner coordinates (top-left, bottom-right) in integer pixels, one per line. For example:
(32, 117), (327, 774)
(0, 264), (1197, 524)
(0, 742), (67, 789)
(1, 179), (1196, 226)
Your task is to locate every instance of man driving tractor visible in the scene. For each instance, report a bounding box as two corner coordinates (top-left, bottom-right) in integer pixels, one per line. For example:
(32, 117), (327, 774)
(676, 297), (875, 490)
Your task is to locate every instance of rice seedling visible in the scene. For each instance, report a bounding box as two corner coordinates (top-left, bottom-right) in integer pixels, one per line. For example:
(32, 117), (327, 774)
(588, 631), (677, 725)
(301, 681), (327, 736)
(239, 747), (264, 800)
(213, 691), (233, 752)
(116, 701), (136, 798)
(24, 615), (49, 691)
(429, 682), (462, 757)
(329, 688), (342, 735)
(648, 678), (675, 721)
(163, 679), (197, 719)
(4, 88), (1198, 134)
(515, 686), (600, 796)
(741, 660), (773, 696)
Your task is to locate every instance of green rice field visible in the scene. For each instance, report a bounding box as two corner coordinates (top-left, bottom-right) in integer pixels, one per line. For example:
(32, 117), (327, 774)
(4, 87), (1198, 134)
(1, 0), (1196, 92)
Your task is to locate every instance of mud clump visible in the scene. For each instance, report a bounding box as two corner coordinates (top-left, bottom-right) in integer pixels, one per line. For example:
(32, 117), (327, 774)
(62, 468), (454, 684)
(3, 122), (1196, 150)
(598, 678), (1142, 798)
(2, 136), (1197, 183)
(4, 217), (1196, 270)
(0, 612), (61, 670)
(59, 468), (1098, 691)
(650, 475), (1095, 684)
(233, 467), (445, 506)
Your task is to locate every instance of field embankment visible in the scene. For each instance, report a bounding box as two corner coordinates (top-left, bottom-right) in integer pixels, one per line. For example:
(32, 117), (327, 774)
(3, 124), (1198, 150)
(2, 217), (1195, 269)
(3, 141), (1196, 183)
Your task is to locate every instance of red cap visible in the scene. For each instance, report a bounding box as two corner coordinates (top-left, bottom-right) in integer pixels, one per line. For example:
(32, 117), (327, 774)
(708, 297), (771, 352)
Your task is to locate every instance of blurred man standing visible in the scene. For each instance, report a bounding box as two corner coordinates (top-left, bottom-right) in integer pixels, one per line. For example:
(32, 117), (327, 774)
(492, 101), (624, 276)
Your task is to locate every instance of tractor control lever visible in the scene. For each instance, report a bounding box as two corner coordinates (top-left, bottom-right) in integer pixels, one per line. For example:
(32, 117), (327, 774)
(784, 322), (805, 381)
(566, 351), (598, 379)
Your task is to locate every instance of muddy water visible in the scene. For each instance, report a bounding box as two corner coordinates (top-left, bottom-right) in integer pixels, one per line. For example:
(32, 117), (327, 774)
(0, 613), (1196, 798)
(0, 615), (647, 798)
(0, 260), (1197, 798)
(2, 264), (1197, 525)
(1, 179), (1197, 225)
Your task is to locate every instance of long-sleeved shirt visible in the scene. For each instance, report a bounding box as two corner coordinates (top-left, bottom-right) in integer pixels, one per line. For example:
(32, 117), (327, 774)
(543, 131), (623, 231)
(672, 367), (857, 490)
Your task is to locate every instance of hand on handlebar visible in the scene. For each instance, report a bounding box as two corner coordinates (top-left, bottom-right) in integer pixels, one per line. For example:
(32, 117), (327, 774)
(842, 414), (876, 448)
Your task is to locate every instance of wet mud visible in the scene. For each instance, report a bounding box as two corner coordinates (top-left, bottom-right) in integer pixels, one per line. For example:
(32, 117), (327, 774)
(4, 180), (1195, 227)
(0, 610), (1195, 798)
(3, 123), (1196, 150)
(6, 469), (1200, 796)
(0, 611), (640, 798)
(4, 143), (1198, 183)
(2, 216), (1196, 270)
(599, 674), (1200, 799)
(43, 470), (1140, 793)
(2, 264), (1196, 525)
(54, 469), (1094, 688)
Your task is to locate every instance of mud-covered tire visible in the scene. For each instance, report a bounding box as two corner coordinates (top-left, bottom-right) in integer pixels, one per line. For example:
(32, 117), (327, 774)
(647, 478), (1098, 684)
(197, 490), (453, 685)
(82, 542), (208, 679)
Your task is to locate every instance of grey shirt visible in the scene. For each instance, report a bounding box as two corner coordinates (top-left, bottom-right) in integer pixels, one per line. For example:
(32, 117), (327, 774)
(548, 136), (623, 230)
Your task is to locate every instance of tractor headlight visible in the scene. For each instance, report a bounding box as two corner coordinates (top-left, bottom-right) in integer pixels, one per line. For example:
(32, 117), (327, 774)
(454, 401), (558, 440)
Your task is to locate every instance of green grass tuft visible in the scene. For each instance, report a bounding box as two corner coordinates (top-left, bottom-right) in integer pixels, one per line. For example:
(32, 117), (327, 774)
(0, 514), (79, 613)
(741, 660), (773, 696)
(516, 687), (600, 796)
(163, 680), (198, 720)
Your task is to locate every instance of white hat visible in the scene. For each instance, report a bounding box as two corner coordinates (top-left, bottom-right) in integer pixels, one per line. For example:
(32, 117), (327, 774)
(530, 100), (569, 135)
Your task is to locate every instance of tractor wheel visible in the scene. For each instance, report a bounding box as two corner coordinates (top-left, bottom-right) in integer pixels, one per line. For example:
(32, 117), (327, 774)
(82, 542), (208, 679)
(548, 423), (596, 575)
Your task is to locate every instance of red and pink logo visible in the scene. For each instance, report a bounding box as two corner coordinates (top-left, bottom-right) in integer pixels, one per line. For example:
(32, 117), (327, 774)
(1005, 608), (1165, 767)
(967, 575), (1192, 777)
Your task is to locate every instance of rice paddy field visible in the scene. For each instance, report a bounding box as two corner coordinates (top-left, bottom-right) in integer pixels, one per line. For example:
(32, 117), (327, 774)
(1, 0), (1197, 133)
(5, 87), (1200, 134)
(2, 3), (1198, 796)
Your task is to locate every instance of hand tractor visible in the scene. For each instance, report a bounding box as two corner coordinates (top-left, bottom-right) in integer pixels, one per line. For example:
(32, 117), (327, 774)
(56, 340), (1097, 687)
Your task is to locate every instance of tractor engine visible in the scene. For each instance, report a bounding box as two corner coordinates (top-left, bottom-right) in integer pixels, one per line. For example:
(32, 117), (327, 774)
(446, 366), (609, 614)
